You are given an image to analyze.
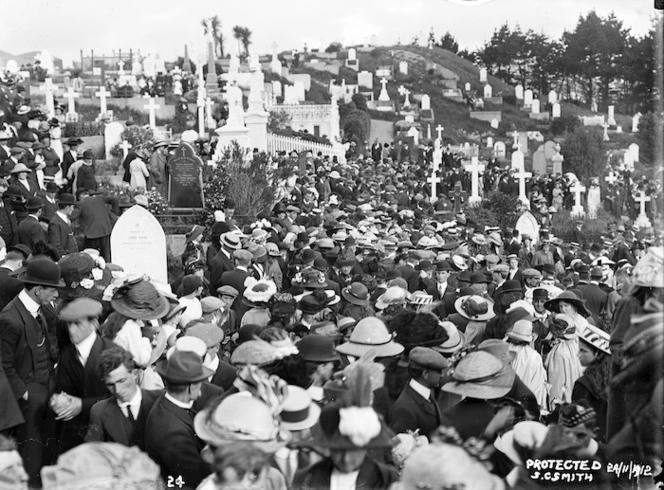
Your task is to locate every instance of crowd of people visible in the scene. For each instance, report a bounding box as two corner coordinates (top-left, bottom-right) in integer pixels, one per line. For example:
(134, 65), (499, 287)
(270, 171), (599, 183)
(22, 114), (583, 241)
(1, 98), (663, 490)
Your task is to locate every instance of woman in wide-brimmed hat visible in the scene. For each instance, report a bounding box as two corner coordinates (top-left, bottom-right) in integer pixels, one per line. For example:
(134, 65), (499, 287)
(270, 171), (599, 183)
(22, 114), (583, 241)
(454, 295), (495, 345)
(340, 282), (375, 321)
(543, 290), (591, 336)
(505, 319), (548, 409)
(101, 277), (170, 377)
(544, 313), (583, 409)
(241, 279), (277, 328)
(336, 316), (404, 359)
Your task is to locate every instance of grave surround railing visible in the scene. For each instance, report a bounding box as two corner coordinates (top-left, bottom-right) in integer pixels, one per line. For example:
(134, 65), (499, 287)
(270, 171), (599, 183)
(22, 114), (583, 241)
(267, 133), (346, 163)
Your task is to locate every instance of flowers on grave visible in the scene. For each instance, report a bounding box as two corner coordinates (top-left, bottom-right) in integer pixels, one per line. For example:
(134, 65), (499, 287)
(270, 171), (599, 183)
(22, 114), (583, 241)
(110, 125), (155, 157)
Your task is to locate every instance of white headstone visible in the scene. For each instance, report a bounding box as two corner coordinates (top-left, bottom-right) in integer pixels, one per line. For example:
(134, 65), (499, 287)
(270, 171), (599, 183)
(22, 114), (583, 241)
(229, 54), (240, 75)
(514, 168), (532, 206)
(405, 115), (415, 124)
(531, 99), (540, 114)
(524, 89), (533, 106)
(348, 48), (357, 61)
(407, 126), (419, 144)
(284, 85), (299, 105)
(464, 82), (471, 92)
(629, 143), (640, 163)
(548, 90), (557, 104)
(515, 85), (524, 100)
(39, 78), (57, 118)
(634, 190), (652, 229)
(479, 67), (487, 83)
(249, 53), (261, 72)
(616, 126), (623, 133)
(65, 87), (80, 116)
(603, 122), (610, 141)
(358, 71), (373, 89)
(632, 113), (641, 132)
(399, 61), (408, 75)
(494, 141), (506, 158)
(271, 42), (281, 74)
(111, 205), (168, 284)
(464, 157), (485, 205)
(570, 182), (586, 218)
(486, 136), (493, 148)
(428, 170), (441, 203)
(483, 84), (492, 99)
(608, 105), (616, 126)
(511, 144), (525, 170)
(117, 60), (126, 75)
(515, 211), (540, 246)
(378, 78), (390, 102)
(294, 81), (306, 102)
(143, 97), (160, 128)
(623, 147), (635, 170)
(552, 102), (561, 118)
(104, 122), (124, 160)
(491, 118), (499, 129)
(421, 94), (431, 111)
(272, 80), (282, 97)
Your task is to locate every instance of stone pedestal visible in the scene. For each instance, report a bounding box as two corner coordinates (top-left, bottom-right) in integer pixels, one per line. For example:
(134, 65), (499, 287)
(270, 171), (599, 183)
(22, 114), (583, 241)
(468, 196), (482, 207)
(245, 112), (268, 152)
(571, 206), (586, 219)
(634, 214), (652, 229)
(215, 125), (250, 150)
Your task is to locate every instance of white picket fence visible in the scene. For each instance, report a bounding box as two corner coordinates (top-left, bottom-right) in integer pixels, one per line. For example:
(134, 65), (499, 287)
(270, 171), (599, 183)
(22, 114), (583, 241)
(267, 133), (346, 163)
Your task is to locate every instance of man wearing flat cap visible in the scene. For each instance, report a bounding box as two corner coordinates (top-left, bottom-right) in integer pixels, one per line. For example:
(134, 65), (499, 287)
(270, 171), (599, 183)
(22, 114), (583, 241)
(390, 347), (447, 439)
(185, 322), (237, 391)
(0, 257), (62, 485)
(53, 297), (117, 454)
(86, 346), (161, 450)
(145, 349), (213, 489)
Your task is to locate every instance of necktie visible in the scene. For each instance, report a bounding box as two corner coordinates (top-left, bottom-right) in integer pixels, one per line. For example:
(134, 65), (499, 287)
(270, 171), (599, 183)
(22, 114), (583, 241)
(126, 406), (135, 423)
(35, 311), (46, 347)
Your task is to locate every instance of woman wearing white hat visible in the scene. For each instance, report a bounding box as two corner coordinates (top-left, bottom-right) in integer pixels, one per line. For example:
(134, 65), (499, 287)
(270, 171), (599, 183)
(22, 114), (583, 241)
(505, 319), (548, 410)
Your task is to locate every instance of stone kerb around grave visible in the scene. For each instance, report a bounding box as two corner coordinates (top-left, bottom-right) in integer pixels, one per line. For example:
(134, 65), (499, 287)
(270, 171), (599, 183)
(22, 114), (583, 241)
(470, 111), (502, 123)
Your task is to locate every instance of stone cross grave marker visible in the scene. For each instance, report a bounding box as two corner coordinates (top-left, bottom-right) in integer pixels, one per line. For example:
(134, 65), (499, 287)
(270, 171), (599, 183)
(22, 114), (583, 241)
(494, 141), (506, 158)
(435, 124), (444, 142)
(570, 182), (586, 218)
(403, 88), (411, 107)
(40, 78), (57, 118)
(448, 181), (468, 214)
(464, 157), (485, 206)
(378, 78), (390, 101)
(634, 190), (652, 228)
(119, 140), (132, 159)
(66, 87), (79, 115)
(110, 204), (168, 284)
(144, 97), (160, 128)
(428, 170), (441, 203)
(514, 167), (532, 206)
(95, 87), (111, 116)
(605, 172), (618, 186)
(168, 141), (205, 208)
(118, 60), (125, 75)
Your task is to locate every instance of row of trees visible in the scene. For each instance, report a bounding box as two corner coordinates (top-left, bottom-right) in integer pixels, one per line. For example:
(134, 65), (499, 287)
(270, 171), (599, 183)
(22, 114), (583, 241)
(430, 10), (657, 114)
(201, 16), (253, 58)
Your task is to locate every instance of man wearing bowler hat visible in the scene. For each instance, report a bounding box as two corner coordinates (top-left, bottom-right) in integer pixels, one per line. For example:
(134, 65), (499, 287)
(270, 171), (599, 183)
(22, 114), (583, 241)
(390, 347), (447, 439)
(17, 196), (46, 252)
(61, 137), (82, 192)
(145, 349), (213, 489)
(0, 257), (63, 485)
(47, 193), (78, 256)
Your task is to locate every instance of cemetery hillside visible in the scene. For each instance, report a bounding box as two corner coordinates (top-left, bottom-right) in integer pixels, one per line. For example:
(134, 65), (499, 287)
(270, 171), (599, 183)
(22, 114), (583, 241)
(0, 5), (663, 489)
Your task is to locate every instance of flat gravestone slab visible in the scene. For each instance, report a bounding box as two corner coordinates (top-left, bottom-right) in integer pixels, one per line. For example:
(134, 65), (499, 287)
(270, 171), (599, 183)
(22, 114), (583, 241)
(168, 142), (205, 208)
(111, 205), (167, 284)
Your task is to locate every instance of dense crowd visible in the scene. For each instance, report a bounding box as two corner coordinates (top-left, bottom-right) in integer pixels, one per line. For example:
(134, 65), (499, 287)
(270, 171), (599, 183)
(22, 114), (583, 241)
(0, 101), (663, 490)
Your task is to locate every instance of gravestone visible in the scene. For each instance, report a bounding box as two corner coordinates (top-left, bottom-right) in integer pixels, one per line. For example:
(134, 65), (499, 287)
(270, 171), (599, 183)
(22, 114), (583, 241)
(552, 102), (561, 118)
(284, 85), (299, 104)
(483, 84), (492, 98)
(464, 82), (471, 91)
(348, 48), (357, 61)
(514, 168), (532, 206)
(104, 122), (124, 160)
(531, 99), (540, 114)
(168, 142), (205, 208)
(623, 147), (635, 170)
(110, 205), (168, 284)
(548, 90), (557, 104)
(523, 89), (533, 107)
(515, 85), (524, 100)
(272, 80), (282, 97)
(486, 136), (493, 148)
(494, 141), (506, 158)
(406, 126), (419, 144)
(570, 182), (586, 218)
(511, 144), (524, 171)
(358, 71), (373, 89)
(532, 146), (547, 176)
(346, 48), (359, 70)
(421, 94), (431, 111)
(632, 113), (641, 132)
(515, 211), (540, 246)
(399, 61), (408, 75)
(479, 67), (487, 83)
(378, 78), (390, 102)
(294, 81), (306, 102)
(491, 118), (499, 129)
(629, 143), (640, 163)
(608, 105), (616, 126)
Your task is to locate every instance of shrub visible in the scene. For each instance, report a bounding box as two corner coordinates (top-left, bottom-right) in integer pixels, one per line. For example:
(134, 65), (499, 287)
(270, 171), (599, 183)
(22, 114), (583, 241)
(550, 208), (614, 242)
(109, 125), (155, 157)
(561, 128), (605, 181)
(464, 191), (521, 230)
(550, 113), (580, 136)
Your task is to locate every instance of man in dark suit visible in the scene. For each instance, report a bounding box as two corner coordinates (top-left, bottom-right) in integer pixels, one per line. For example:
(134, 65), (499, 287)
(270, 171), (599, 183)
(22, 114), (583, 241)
(504, 230), (521, 256)
(53, 297), (118, 454)
(220, 249), (252, 318)
(397, 250), (421, 293)
(0, 177), (19, 246)
(47, 192), (78, 256)
(17, 196), (47, 252)
(74, 189), (114, 261)
(86, 347), (161, 449)
(390, 347), (447, 439)
(426, 260), (451, 301)
(208, 231), (241, 292)
(0, 258), (62, 485)
(40, 181), (60, 222)
(61, 138), (82, 192)
(185, 322), (237, 392)
(145, 349), (213, 489)
(0, 247), (27, 311)
(575, 267), (609, 328)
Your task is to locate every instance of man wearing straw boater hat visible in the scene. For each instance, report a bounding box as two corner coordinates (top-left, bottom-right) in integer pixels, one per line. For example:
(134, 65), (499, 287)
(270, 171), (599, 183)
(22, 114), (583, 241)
(145, 348), (214, 489)
(0, 257), (63, 485)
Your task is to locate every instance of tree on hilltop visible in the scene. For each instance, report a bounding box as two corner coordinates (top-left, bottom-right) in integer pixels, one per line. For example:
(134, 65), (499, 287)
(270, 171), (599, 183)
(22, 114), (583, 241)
(201, 16), (225, 57)
(439, 32), (459, 53)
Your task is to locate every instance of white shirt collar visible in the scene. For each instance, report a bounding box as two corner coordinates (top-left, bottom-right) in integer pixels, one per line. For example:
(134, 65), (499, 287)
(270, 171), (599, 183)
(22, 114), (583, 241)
(56, 210), (69, 224)
(409, 378), (432, 401)
(165, 392), (194, 410)
(18, 289), (40, 317)
(204, 353), (220, 382)
(75, 331), (97, 365)
(330, 469), (360, 490)
(117, 387), (142, 417)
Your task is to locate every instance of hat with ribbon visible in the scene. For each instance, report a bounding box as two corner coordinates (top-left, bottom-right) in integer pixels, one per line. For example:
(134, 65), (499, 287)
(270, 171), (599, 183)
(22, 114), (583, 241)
(336, 317), (404, 358)
(454, 295), (495, 321)
(578, 324), (610, 355)
(110, 278), (170, 321)
(18, 257), (64, 288)
(341, 282), (369, 306)
(442, 351), (515, 399)
(156, 349), (214, 384)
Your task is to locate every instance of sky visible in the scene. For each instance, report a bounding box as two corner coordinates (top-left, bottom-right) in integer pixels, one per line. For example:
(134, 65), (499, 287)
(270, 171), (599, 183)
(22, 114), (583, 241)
(0, 0), (657, 67)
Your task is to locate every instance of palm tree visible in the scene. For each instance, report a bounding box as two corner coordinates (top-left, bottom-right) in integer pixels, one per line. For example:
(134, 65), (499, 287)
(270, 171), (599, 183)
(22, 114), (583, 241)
(240, 27), (252, 57)
(233, 25), (244, 57)
(201, 16), (225, 57)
